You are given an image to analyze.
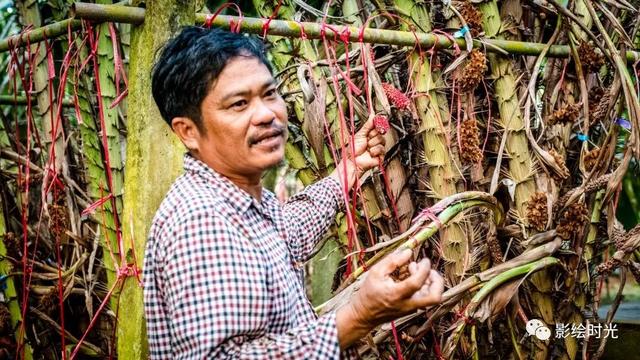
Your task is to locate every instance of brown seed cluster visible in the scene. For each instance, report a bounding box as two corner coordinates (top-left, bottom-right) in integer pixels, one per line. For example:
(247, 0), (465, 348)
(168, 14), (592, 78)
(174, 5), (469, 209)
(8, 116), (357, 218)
(596, 258), (622, 276)
(583, 148), (600, 172)
(382, 82), (411, 111)
(556, 202), (589, 240)
(549, 149), (570, 181)
(547, 104), (580, 125)
(0, 304), (10, 335)
(588, 87), (605, 114)
(591, 90), (611, 124)
(526, 192), (548, 231)
(459, 49), (487, 92)
(49, 204), (68, 239)
(578, 41), (605, 73)
(487, 233), (503, 264)
(460, 119), (483, 164)
(458, 2), (483, 37)
(40, 288), (58, 315)
(2, 232), (20, 259)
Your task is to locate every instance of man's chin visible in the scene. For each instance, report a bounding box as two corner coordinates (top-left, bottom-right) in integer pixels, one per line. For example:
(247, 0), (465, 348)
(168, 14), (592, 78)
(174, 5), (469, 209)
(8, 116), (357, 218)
(255, 151), (285, 171)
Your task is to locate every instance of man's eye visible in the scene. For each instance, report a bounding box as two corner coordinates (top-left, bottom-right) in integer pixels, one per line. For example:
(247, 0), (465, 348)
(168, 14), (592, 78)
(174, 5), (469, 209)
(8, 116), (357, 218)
(230, 100), (247, 109)
(265, 89), (277, 98)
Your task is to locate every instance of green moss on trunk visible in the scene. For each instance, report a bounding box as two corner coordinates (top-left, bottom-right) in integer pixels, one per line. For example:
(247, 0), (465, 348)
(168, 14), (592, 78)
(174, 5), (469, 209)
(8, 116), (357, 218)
(118, 0), (196, 358)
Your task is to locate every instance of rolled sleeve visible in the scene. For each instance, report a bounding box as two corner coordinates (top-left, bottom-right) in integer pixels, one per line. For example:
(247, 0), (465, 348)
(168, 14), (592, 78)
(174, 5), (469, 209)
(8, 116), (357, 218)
(282, 176), (344, 262)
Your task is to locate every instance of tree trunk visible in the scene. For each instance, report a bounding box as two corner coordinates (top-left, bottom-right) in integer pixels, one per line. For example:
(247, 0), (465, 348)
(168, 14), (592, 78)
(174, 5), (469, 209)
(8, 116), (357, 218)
(118, 0), (196, 358)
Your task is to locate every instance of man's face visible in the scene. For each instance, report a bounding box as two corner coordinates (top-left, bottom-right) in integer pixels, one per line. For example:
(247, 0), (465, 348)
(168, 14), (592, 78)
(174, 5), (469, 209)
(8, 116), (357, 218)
(191, 56), (288, 179)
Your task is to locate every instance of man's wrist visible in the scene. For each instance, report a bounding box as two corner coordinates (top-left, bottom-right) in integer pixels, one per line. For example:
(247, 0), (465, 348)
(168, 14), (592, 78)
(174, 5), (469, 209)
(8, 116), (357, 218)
(329, 159), (361, 191)
(336, 301), (374, 350)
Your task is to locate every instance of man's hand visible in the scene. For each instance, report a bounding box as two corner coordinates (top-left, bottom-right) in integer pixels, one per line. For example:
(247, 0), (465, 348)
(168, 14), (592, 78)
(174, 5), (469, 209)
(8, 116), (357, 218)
(335, 249), (444, 349)
(350, 115), (387, 172)
(330, 116), (387, 190)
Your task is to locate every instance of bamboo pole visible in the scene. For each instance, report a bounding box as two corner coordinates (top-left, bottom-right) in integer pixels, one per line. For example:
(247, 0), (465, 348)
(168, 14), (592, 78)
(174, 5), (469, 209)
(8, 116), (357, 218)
(0, 95), (74, 106)
(0, 19), (82, 52)
(72, 3), (632, 59)
(3, 2), (638, 60)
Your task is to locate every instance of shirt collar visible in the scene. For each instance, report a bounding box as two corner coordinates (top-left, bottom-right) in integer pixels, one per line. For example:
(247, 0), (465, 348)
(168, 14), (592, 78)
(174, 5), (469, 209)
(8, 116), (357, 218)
(183, 153), (279, 216)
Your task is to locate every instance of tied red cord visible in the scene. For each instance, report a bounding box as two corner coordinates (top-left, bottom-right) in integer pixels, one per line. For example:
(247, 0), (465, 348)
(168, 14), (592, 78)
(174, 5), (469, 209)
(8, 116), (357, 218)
(454, 307), (475, 325)
(261, 0), (282, 38)
(108, 23), (128, 109)
(319, 24), (361, 276)
(81, 193), (114, 217)
(204, 3), (244, 33)
(294, 20), (307, 40)
(69, 23), (142, 360)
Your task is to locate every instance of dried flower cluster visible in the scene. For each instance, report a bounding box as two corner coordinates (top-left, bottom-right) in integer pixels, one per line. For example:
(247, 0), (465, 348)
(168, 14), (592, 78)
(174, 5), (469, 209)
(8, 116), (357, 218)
(458, 2), (483, 36)
(556, 202), (589, 239)
(596, 258), (623, 276)
(547, 104), (580, 125)
(526, 192), (548, 231)
(49, 204), (68, 239)
(459, 49), (487, 92)
(592, 90), (612, 124)
(583, 148), (600, 172)
(2, 232), (20, 259)
(382, 82), (410, 110)
(391, 264), (411, 281)
(578, 41), (605, 73)
(549, 149), (570, 181)
(460, 119), (483, 164)
(487, 233), (503, 264)
(0, 305), (10, 335)
(40, 288), (58, 315)
(588, 87), (605, 114)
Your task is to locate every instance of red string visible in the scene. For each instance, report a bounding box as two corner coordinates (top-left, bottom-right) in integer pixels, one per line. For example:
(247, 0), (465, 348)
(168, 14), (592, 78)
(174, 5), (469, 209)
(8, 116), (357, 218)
(108, 23), (128, 109)
(261, 0), (282, 38)
(69, 22), (141, 359)
(319, 26), (360, 275)
(390, 320), (404, 360)
(205, 3), (244, 33)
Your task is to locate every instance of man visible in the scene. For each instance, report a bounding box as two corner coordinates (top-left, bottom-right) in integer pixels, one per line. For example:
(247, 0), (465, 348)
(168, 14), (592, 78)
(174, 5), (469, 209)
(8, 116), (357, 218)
(144, 27), (444, 359)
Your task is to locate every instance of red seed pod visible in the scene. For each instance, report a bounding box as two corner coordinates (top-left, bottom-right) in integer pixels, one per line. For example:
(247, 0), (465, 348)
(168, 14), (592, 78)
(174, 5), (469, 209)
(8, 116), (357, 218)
(382, 82), (411, 110)
(373, 115), (390, 134)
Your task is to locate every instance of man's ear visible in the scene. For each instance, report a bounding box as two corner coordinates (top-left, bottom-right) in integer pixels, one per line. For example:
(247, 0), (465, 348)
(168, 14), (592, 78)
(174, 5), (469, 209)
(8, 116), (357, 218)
(171, 117), (201, 151)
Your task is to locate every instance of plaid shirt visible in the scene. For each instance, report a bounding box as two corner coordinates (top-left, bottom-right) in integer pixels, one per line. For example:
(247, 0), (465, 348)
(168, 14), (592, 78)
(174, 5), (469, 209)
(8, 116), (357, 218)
(143, 154), (349, 359)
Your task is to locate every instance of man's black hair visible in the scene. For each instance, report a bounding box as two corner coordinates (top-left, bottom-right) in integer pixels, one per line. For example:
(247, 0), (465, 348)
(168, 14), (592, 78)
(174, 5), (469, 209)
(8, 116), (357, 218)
(151, 26), (273, 128)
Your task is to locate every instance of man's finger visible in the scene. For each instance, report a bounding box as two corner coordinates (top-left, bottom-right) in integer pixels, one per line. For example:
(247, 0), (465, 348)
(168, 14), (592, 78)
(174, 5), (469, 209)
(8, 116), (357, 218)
(368, 145), (386, 158)
(367, 135), (385, 148)
(396, 258), (430, 297)
(410, 270), (444, 308)
(376, 248), (413, 275)
(360, 117), (375, 134)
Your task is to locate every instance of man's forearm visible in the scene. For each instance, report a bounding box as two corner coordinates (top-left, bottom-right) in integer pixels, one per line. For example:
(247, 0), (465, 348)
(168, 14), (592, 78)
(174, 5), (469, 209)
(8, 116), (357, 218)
(335, 302), (373, 350)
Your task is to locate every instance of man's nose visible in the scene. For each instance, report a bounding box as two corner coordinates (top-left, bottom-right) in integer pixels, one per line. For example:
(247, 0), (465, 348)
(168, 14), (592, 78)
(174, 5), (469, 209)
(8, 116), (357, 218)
(252, 99), (277, 125)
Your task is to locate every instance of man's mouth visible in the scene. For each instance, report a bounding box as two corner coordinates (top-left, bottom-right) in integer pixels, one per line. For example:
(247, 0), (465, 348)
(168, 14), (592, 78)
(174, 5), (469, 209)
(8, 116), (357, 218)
(251, 129), (285, 146)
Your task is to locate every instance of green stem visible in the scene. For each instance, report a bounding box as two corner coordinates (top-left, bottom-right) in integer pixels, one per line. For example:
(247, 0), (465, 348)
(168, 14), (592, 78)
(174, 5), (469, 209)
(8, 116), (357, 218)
(446, 257), (561, 357)
(344, 193), (502, 285)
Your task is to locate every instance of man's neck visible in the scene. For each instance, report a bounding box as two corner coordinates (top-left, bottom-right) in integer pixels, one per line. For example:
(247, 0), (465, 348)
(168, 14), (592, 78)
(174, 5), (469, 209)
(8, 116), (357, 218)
(221, 172), (263, 201)
(190, 152), (263, 201)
